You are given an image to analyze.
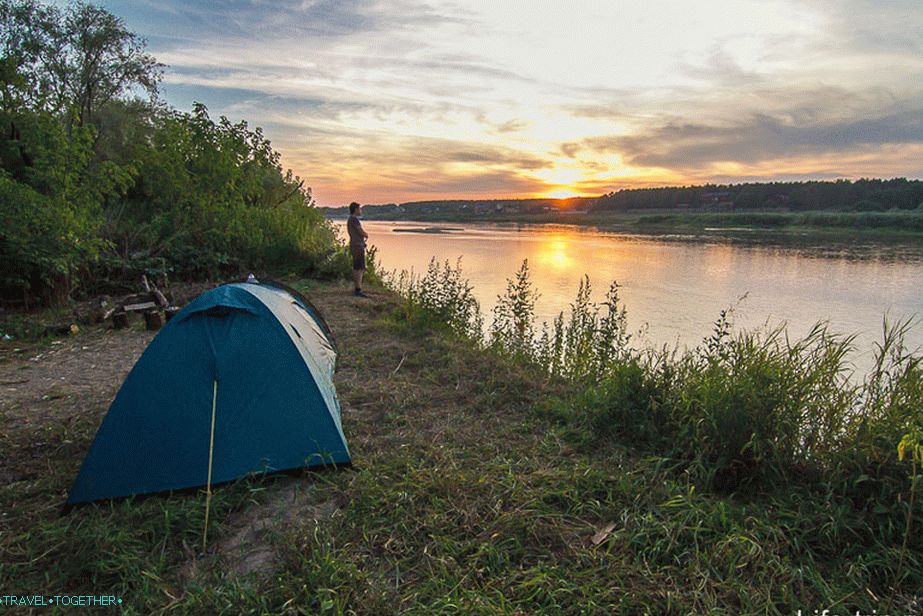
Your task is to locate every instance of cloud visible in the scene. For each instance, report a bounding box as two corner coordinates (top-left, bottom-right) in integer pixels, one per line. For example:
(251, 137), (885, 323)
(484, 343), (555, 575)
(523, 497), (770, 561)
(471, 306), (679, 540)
(677, 47), (766, 86)
(491, 118), (528, 134)
(382, 169), (546, 197)
(580, 105), (923, 170)
(559, 142), (581, 158)
(283, 131), (550, 172)
(268, 129), (554, 203)
(798, 0), (923, 56)
(101, 0), (923, 203)
(111, 0), (470, 42)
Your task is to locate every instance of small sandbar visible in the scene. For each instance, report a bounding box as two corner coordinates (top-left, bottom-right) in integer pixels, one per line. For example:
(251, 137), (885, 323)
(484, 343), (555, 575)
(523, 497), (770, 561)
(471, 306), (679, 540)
(392, 226), (464, 234)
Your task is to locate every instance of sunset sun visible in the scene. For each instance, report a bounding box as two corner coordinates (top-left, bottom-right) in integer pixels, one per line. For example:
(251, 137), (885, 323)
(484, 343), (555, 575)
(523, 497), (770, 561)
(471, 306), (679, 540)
(544, 188), (582, 200)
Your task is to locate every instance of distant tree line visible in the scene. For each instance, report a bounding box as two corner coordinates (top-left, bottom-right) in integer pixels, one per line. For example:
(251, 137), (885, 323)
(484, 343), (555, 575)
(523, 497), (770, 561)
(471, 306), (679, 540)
(593, 179), (923, 212)
(327, 179), (923, 222)
(1, 0), (340, 305)
(321, 198), (593, 218)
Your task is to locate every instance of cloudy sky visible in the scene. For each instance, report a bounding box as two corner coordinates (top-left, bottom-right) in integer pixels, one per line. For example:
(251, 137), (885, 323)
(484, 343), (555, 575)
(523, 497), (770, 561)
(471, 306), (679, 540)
(100, 0), (923, 206)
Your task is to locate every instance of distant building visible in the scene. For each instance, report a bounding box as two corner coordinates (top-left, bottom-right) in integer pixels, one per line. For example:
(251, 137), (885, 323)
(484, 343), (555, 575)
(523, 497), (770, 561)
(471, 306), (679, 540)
(701, 191), (734, 211)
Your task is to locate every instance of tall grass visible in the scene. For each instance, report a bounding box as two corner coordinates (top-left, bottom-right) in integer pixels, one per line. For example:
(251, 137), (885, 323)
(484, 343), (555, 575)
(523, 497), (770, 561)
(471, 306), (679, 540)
(385, 258), (923, 568)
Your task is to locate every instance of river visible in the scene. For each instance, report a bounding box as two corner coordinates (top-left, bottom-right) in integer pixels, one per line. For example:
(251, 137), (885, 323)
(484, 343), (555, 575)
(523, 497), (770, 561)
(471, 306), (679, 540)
(343, 220), (923, 371)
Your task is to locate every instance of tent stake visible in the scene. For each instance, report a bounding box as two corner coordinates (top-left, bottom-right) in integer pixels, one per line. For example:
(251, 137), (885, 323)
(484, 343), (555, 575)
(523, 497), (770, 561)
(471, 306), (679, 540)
(202, 379), (218, 553)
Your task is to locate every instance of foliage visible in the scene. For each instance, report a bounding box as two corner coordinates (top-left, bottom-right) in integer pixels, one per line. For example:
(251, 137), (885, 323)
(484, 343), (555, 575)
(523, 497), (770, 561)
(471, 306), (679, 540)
(0, 105), (128, 302)
(0, 0), (343, 303)
(379, 277), (923, 606)
(489, 260), (538, 359)
(0, 0), (162, 126)
(669, 322), (858, 488)
(102, 103), (338, 280)
(388, 258), (923, 565)
(595, 178), (923, 213)
(538, 277), (634, 382)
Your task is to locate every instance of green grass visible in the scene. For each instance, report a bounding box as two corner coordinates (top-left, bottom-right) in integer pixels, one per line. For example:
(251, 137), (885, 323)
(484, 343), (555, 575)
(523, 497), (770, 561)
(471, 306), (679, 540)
(380, 261), (923, 612)
(2, 277), (922, 614)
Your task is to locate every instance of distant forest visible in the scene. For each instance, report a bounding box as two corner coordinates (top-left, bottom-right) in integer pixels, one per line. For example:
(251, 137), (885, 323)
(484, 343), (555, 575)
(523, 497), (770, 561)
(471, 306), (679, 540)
(593, 178), (923, 212)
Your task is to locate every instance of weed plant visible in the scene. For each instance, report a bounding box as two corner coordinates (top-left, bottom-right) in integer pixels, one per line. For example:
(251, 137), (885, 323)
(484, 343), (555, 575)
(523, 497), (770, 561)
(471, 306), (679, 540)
(384, 258), (483, 341)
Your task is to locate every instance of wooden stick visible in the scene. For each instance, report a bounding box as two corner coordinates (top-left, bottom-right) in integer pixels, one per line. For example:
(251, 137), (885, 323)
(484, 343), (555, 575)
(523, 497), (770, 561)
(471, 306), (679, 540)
(202, 379), (218, 553)
(392, 353), (407, 375)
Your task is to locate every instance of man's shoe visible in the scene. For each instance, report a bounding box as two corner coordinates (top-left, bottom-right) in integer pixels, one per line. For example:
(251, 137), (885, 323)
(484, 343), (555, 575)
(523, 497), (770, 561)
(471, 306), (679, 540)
(354, 289), (369, 298)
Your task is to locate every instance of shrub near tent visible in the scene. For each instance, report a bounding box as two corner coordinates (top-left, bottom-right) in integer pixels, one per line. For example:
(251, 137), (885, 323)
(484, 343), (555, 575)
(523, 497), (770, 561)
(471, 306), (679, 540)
(66, 282), (350, 506)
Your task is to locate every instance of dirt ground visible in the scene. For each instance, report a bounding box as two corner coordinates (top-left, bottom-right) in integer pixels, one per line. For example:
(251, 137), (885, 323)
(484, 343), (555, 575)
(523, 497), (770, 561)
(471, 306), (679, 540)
(0, 326), (155, 494)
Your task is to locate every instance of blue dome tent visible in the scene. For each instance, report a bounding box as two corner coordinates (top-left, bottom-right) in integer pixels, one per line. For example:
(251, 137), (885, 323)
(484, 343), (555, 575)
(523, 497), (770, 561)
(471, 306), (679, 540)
(67, 281), (350, 506)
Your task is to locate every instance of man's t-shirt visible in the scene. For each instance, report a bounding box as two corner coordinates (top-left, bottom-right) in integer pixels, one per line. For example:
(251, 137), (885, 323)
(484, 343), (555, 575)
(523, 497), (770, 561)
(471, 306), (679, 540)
(347, 215), (365, 250)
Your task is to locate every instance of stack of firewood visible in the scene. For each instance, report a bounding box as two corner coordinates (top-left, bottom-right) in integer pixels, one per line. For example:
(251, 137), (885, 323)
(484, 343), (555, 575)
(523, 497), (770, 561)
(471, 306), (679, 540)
(82, 276), (177, 332)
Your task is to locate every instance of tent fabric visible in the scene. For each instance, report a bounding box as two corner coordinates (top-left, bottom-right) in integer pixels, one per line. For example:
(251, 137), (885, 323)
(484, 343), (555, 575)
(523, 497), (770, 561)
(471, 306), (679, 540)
(67, 282), (349, 505)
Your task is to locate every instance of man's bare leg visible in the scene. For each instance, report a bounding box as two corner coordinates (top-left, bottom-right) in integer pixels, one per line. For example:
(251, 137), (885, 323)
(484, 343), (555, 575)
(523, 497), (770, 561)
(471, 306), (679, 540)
(352, 269), (364, 292)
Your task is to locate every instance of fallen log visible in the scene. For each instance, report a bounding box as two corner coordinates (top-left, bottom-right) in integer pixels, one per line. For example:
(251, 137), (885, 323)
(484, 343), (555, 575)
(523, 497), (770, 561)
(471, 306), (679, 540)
(152, 288), (169, 308)
(120, 292), (153, 306)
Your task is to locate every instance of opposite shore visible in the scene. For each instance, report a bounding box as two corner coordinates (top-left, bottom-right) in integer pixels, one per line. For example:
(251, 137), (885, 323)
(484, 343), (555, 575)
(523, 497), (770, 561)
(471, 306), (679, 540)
(325, 208), (923, 243)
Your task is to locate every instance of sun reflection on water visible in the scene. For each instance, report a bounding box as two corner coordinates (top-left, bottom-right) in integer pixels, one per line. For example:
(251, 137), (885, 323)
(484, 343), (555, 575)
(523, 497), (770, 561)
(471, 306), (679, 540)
(535, 235), (574, 269)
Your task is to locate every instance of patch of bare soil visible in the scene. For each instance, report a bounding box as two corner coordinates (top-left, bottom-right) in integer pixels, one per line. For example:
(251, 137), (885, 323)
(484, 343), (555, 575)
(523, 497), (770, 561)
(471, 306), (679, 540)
(184, 478), (344, 582)
(0, 327), (155, 490)
(0, 281), (216, 508)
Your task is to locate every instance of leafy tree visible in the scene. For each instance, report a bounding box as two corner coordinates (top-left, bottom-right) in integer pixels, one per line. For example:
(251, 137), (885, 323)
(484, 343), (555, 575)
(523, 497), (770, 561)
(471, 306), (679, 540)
(0, 110), (125, 303)
(0, 0), (162, 126)
(1, 1), (340, 303)
(103, 103), (334, 278)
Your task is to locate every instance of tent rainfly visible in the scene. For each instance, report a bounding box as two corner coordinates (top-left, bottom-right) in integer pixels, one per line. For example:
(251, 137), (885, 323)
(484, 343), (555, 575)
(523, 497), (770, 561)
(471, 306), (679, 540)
(66, 281), (349, 506)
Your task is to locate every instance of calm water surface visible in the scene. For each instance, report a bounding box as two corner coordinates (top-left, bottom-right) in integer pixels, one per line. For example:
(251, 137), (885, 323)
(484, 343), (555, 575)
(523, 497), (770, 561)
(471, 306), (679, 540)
(345, 220), (923, 370)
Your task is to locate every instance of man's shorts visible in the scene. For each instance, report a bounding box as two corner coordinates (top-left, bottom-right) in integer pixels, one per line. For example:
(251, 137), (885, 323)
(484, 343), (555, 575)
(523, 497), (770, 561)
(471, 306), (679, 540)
(350, 245), (366, 271)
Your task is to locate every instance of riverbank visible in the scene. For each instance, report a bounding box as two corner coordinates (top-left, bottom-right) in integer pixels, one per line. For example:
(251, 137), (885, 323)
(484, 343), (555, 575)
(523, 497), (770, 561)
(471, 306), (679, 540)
(1, 279), (921, 614)
(347, 209), (923, 243)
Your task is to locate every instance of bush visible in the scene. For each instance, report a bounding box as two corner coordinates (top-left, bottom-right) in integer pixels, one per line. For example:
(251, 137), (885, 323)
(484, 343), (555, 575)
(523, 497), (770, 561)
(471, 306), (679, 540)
(668, 322), (856, 489)
(100, 104), (340, 282)
(581, 357), (673, 445)
(489, 260), (539, 360)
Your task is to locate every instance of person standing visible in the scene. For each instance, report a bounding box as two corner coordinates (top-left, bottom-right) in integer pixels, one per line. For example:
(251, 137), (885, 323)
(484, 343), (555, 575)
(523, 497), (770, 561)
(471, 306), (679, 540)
(346, 202), (369, 297)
